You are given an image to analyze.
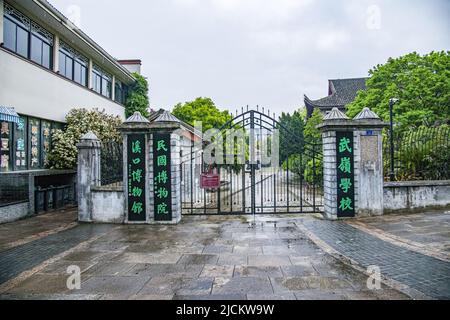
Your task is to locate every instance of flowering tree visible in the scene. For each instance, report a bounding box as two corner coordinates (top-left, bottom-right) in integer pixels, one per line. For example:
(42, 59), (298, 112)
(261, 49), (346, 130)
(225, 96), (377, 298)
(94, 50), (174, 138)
(48, 108), (121, 169)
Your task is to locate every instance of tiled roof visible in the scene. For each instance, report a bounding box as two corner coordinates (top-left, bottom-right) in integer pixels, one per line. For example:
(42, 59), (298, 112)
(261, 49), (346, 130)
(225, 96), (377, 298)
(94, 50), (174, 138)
(305, 78), (368, 109)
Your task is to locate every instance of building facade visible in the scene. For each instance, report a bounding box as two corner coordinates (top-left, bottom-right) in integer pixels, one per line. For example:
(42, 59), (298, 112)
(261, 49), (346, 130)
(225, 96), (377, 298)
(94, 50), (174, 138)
(304, 78), (367, 119)
(0, 0), (140, 173)
(0, 0), (143, 222)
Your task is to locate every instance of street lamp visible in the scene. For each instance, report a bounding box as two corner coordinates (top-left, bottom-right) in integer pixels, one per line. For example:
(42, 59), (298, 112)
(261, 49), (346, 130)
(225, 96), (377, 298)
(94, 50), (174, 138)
(389, 98), (399, 181)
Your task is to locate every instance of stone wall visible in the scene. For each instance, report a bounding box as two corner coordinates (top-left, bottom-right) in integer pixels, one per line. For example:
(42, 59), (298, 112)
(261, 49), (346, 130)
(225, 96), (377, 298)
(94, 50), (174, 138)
(322, 131), (337, 219)
(0, 202), (30, 224)
(384, 180), (450, 213)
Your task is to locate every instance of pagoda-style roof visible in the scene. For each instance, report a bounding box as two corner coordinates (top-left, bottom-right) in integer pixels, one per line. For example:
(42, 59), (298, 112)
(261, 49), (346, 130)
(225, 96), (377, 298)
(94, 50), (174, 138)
(305, 78), (368, 118)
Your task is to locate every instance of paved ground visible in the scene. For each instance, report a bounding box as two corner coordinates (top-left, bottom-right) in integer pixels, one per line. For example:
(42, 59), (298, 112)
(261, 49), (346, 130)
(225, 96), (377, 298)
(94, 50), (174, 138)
(0, 207), (78, 252)
(347, 210), (450, 261)
(0, 211), (407, 300)
(302, 218), (450, 299)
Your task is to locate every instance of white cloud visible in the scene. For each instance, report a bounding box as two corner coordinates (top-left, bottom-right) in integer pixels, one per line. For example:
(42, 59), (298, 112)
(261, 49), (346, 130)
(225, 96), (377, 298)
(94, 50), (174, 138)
(49, 0), (450, 115)
(316, 30), (352, 51)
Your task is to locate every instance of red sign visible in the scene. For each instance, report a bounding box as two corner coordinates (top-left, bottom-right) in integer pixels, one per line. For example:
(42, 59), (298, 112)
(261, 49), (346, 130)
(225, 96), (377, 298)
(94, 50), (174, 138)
(200, 173), (220, 189)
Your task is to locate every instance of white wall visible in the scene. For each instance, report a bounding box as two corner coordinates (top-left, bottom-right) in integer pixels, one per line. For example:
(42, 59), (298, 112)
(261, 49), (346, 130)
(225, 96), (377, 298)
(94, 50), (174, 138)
(384, 181), (450, 213)
(91, 189), (125, 223)
(0, 49), (126, 122)
(121, 63), (141, 75)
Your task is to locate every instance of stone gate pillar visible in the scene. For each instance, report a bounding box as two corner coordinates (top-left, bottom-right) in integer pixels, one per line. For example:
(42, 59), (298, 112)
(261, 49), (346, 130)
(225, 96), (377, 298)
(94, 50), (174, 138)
(76, 131), (101, 222)
(120, 112), (151, 224)
(149, 111), (182, 224)
(318, 108), (387, 220)
(352, 108), (388, 216)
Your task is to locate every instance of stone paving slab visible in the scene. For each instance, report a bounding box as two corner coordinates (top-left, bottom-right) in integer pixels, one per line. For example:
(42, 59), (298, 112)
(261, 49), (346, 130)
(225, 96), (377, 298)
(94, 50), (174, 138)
(302, 219), (450, 299)
(0, 214), (411, 300)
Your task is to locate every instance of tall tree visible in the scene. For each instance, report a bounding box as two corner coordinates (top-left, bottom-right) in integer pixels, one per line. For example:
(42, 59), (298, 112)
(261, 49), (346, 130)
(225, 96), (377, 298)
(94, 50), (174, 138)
(304, 109), (323, 146)
(347, 51), (450, 131)
(125, 73), (150, 118)
(278, 110), (305, 161)
(172, 97), (232, 132)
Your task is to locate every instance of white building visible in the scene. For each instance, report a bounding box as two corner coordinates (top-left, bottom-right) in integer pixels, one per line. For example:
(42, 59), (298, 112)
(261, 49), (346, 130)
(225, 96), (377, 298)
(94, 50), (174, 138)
(0, 0), (142, 172)
(0, 0), (144, 222)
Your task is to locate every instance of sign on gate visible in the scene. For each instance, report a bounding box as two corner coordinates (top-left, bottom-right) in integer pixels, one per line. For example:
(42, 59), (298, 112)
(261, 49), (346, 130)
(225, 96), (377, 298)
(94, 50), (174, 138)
(336, 132), (355, 218)
(153, 133), (172, 221)
(127, 134), (146, 221)
(200, 173), (220, 189)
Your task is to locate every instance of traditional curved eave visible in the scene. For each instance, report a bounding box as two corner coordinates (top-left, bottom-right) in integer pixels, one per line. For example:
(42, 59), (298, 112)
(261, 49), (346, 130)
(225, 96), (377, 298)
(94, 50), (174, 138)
(304, 95), (345, 109)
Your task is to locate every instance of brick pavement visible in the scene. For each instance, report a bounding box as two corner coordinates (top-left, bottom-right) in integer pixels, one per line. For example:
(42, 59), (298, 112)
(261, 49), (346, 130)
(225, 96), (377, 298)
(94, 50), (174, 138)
(301, 219), (450, 299)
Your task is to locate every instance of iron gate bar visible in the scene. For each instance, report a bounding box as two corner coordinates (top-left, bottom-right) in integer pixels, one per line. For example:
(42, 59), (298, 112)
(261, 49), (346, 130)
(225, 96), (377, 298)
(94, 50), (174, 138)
(181, 108), (323, 216)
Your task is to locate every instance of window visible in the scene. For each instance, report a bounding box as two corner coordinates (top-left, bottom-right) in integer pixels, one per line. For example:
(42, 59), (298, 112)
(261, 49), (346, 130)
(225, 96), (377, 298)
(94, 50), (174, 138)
(102, 74), (112, 98)
(3, 3), (53, 68)
(93, 65), (112, 99)
(30, 34), (52, 69)
(16, 26), (29, 57)
(115, 81), (128, 104)
(115, 80), (123, 104)
(30, 22), (53, 69)
(92, 69), (102, 94)
(0, 116), (65, 172)
(3, 16), (16, 52)
(3, 15), (29, 58)
(74, 60), (87, 86)
(59, 42), (88, 87)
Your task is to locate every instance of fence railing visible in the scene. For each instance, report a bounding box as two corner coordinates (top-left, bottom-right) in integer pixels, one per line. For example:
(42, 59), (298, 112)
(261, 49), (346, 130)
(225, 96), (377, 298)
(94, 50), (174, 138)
(0, 173), (29, 206)
(101, 141), (123, 187)
(384, 125), (450, 181)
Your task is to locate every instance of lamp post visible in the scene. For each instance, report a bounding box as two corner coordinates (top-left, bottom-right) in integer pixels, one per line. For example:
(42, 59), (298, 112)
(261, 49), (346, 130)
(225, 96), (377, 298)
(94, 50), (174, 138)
(389, 98), (399, 181)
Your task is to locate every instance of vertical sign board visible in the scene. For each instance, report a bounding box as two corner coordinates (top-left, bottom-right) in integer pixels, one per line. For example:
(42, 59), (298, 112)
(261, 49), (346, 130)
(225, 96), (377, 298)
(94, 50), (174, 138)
(153, 133), (172, 221)
(336, 132), (355, 218)
(127, 134), (146, 221)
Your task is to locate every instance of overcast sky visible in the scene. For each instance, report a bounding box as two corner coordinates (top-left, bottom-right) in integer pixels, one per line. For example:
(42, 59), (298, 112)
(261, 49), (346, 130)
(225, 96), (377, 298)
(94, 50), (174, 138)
(49, 0), (450, 117)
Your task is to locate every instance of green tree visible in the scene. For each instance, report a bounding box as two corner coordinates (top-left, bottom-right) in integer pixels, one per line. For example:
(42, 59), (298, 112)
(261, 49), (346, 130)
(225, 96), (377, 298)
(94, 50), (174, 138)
(172, 97), (232, 132)
(278, 110), (305, 162)
(304, 108), (323, 146)
(125, 73), (150, 118)
(347, 51), (450, 131)
(48, 109), (122, 169)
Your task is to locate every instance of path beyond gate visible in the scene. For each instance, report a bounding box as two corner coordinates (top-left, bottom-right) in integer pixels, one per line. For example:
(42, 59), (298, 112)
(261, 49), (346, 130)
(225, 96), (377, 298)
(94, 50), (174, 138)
(181, 109), (324, 216)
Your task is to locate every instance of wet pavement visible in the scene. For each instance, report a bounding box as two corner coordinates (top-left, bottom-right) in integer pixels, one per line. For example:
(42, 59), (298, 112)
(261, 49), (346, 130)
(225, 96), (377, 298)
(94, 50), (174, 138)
(0, 207), (77, 252)
(0, 213), (408, 300)
(302, 219), (450, 299)
(347, 210), (450, 260)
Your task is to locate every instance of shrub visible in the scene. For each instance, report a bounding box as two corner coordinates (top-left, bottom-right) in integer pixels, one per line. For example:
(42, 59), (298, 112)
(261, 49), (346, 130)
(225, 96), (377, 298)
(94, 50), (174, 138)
(48, 108), (122, 169)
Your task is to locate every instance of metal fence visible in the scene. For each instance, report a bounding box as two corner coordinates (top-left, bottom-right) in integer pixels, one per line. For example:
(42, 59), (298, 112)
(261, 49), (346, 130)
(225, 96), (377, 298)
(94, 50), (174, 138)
(101, 141), (123, 187)
(0, 173), (29, 206)
(384, 126), (450, 181)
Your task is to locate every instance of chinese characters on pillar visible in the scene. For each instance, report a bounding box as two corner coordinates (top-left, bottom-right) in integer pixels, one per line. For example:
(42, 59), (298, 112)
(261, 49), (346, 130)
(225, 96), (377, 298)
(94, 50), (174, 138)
(336, 132), (355, 218)
(127, 134), (146, 221)
(153, 133), (172, 221)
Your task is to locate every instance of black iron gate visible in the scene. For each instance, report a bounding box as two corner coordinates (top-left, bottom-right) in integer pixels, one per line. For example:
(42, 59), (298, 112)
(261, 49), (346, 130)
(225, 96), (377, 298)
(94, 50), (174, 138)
(181, 109), (323, 215)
